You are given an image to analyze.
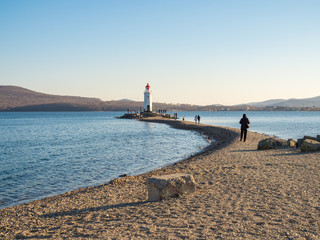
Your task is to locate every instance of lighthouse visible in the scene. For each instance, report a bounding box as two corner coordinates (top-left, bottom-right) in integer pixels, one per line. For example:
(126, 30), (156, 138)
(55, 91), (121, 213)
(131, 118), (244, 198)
(144, 83), (152, 112)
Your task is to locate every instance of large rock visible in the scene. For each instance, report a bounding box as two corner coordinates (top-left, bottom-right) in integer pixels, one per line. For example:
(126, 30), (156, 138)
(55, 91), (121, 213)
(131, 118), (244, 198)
(300, 139), (320, 152)
(297, 136), (318, 148)
(147, 173), (196, 201)
(257, 138), (288, 150)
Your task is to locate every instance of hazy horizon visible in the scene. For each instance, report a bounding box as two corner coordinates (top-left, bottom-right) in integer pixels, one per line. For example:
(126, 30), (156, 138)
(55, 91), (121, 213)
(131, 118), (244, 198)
(1, 1), (319, 105)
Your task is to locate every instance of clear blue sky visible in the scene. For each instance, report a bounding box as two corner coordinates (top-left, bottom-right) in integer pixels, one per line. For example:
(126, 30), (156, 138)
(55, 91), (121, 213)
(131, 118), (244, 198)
(1, 0), (319, 105)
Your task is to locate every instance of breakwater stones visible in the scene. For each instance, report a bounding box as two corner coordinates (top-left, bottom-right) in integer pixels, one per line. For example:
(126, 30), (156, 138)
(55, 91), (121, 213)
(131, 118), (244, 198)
(117, 113), (141, 119)
(146, 173), (196, 201)
(258, 135), (320, 152)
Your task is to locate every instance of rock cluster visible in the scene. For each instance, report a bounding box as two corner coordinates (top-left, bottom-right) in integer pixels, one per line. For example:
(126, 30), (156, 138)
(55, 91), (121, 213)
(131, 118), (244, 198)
(296, 135), (320, 148)
(258, 135), (320, 152)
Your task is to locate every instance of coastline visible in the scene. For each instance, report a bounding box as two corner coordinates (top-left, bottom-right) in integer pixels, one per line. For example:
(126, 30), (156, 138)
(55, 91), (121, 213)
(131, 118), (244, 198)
(1, 118), (319, 239)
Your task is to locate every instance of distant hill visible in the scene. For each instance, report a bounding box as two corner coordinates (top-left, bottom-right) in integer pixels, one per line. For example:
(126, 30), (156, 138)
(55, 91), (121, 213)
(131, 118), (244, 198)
(117, 99), (135, 102)
(246, 99), (285, 107)
(248, 96), (320, 108)
(0, 86), (104, 111)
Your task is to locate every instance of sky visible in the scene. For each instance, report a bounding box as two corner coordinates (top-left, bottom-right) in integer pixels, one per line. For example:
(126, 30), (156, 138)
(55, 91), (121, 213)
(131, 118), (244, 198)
(1, 0), (319, 106)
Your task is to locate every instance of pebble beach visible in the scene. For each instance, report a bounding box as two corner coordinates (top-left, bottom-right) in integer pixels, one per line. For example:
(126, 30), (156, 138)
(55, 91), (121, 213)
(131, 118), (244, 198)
(0, 117), (319, 239)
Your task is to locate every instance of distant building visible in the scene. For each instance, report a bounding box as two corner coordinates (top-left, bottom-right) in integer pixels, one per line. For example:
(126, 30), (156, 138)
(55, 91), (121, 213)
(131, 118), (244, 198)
(144, 83), (152, 112)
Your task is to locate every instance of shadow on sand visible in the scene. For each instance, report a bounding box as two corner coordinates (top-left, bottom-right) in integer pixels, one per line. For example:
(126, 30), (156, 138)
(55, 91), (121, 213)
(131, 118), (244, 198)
(40, 201), (149, 218)
(231, 149), (259, 153)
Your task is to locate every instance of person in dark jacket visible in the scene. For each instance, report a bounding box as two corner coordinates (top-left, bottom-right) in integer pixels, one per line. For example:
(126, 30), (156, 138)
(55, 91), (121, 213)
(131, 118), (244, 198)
(239, 114), (250, 142)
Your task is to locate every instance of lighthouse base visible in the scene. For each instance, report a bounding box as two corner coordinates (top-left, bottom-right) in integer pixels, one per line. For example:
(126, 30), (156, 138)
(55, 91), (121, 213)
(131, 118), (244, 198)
(141, 111), (157, 117)
(119, 112), (172, 119)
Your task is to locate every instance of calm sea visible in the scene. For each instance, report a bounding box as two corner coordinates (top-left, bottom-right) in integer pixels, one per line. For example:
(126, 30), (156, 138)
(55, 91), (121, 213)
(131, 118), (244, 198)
(1, 111), (320, 209)
(0, 112), (209, 209)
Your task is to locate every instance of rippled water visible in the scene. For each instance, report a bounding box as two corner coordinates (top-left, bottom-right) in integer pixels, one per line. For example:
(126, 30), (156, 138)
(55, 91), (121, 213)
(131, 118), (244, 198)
(0, 112), (209, 209)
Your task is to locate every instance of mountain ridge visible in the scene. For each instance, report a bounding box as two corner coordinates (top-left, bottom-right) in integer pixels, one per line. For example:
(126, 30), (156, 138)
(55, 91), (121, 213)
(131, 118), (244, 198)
(248, 96), (320, 107)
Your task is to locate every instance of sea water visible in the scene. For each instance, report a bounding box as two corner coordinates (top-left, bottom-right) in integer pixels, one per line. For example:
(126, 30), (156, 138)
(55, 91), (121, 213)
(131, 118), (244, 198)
(178, 111), (320, 140)
(0, 112), (209, 209)
(1, 111), (320, 209)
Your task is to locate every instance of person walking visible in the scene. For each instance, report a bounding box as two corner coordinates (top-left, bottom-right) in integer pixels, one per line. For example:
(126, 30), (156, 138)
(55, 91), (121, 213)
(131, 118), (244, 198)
(197, 115), (201, 124)
(194, 115), (198, 123)
(239, 114), (250, 142)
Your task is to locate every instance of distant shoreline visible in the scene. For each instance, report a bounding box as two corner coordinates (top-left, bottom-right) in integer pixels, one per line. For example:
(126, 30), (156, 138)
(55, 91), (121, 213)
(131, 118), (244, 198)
(2, 108), (320, 112)
(1, 86), (320, 112)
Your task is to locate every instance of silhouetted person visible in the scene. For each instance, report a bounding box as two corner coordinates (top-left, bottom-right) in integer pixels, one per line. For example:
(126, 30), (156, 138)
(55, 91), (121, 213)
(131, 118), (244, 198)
(197, 115), (200, 123)
(239, 114), (250, 142)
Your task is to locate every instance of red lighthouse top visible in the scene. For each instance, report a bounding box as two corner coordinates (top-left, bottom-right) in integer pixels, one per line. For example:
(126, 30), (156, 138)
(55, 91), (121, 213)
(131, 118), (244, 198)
(146, 83), (150, 90)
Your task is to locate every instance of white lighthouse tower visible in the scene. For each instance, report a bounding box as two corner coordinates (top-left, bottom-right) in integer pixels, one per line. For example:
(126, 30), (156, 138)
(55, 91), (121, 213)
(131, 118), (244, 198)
(144, 83), (152, 112)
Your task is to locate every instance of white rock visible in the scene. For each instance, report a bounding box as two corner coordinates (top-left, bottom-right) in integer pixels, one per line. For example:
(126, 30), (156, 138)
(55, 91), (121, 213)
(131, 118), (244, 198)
(147, 173), (196, 201)
(257, 138), (288, 150)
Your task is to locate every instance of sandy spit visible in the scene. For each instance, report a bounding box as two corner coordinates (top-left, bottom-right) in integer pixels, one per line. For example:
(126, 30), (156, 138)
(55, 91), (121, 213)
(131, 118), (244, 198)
(0, 117), (319, 239)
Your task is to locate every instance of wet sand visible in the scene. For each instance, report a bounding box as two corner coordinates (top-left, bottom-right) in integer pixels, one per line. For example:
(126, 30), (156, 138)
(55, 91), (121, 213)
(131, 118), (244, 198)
(0, 117), (319, 239)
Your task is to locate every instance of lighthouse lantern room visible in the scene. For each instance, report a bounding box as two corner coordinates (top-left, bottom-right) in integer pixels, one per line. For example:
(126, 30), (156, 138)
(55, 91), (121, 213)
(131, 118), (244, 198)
(144, 83), (152, 112)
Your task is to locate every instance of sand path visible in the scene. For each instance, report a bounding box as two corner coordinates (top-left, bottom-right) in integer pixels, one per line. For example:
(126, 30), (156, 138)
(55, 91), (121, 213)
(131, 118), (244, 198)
(0, 118), (319, 239)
